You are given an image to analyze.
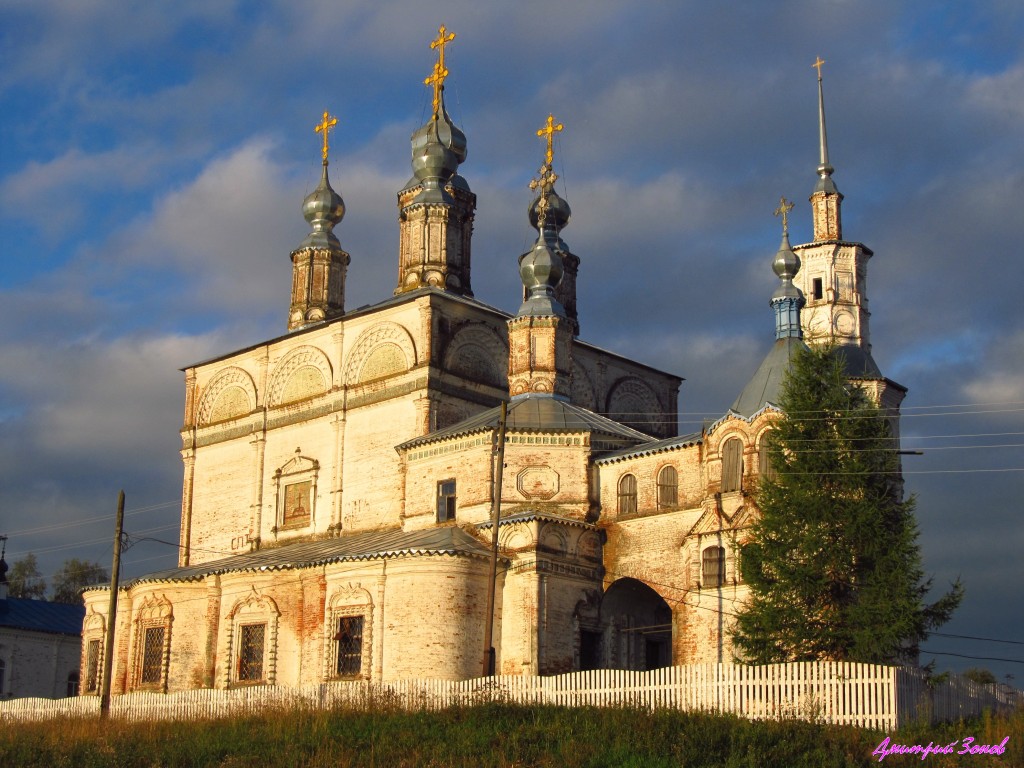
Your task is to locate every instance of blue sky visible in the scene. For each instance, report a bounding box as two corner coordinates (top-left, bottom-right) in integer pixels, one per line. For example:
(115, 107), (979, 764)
(2, 1), (1023, 682)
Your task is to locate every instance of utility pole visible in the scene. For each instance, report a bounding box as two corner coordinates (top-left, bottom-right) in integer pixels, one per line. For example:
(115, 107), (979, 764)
(99, 490), (125, 719)
(483, 401), (507, 677)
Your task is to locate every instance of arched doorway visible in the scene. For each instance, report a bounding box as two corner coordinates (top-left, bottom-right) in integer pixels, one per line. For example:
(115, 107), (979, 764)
(594, 578), (673, 671)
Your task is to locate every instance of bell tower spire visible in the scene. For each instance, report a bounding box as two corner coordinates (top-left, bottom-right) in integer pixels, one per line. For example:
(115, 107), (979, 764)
(288, 110), (350, 331)
(508, 142), (572, 400)
(395, 25), (476, 296)
(523, 114), (580, 335)
(810, 57), (843, 241)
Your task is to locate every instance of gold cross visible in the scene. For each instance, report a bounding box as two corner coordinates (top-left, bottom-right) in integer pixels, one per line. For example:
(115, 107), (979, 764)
(426, 25), (456, 119)
(812, 56), (826, 80)
(430, 25), (456, 72)
(314, 110), (338, 163)
(774, 196), (795, 233)
(424, 62), (448, 119)
(536, 114), (564, 167)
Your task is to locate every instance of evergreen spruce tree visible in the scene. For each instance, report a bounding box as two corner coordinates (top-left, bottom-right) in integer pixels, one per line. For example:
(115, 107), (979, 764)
(732, 345), (962, 664)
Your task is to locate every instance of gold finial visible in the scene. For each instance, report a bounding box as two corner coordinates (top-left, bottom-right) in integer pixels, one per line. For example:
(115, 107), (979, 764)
(774, 196), (795, 234)
(812, 56), (826, 80)
(314, 110), (339, 163)
(425, 25), (456, 119)
(536, 114), (564, 167)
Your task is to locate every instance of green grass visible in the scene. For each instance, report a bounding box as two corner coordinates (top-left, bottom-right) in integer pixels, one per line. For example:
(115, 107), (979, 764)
(1, 704), (1020, 767)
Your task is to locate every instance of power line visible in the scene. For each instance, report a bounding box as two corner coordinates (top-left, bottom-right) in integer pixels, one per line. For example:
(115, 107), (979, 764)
(931, 632), (1024, 647)
(919, 650), (1024, 665)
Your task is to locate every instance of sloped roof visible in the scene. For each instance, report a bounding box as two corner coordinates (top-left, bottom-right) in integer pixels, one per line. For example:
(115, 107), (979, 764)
(105, 527), (494, 588)
(729, 336), (806, 418)
(595, 431), (703, 464)
(397, 394), (652, 451)
(0, 597), (85, 636)
(833, 343), (883, 380)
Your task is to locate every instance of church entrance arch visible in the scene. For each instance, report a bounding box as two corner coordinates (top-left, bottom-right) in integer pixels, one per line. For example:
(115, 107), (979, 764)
(600, 578), (673, 671)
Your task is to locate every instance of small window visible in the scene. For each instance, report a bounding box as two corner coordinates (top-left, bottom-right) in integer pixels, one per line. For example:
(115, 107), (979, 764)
(0, 658), (5, 695)
(85, 639), (100, 693)
(657, 466), (678, 508)
(721, 438), (743, 492)
(67, 671), (80, 697)
(140, 626), (165, 684)
(437, 480), (456, 522)
(617, 474), (637, 515)
(758, 438), (777, 480)
(812, 278), (824, 301)
(702, 546), (726, 588)
(334, 616), (364, 677)
(238, 623), (266, 682)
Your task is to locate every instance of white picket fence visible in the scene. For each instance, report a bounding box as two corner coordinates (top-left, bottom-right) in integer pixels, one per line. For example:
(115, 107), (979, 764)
(1, 663), (1018, 729)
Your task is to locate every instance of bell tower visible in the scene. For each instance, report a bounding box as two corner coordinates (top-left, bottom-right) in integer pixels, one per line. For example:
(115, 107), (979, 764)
(792, 59), (873, 365)
(287, 111), (350, 331)
(395, 26), (476, 296)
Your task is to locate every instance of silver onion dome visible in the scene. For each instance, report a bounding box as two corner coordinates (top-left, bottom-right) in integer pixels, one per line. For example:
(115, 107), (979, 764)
(518, 233), (565, 318)
(300, 161), (345, 249)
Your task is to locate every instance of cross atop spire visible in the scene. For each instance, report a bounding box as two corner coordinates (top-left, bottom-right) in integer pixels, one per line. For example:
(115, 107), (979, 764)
(813, 55), (832, 172)
(812, 56), (826, 80)
(314, 110), (338, 164)
(536, 114), (564, 167)
(774, 196), (795, 235)
(425, 25), (456, 119)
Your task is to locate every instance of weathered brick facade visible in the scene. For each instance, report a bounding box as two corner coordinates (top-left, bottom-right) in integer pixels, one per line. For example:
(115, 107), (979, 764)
(81, 60), (903, 695)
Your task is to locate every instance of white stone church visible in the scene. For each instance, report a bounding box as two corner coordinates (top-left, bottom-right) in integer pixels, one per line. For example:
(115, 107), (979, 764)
(81, 42), (904, 695)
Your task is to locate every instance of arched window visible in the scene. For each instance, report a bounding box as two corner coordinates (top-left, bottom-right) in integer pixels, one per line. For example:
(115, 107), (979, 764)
(657, 465), (677, 508)
(0, 658), (5, 695)
(67, 671), (80, 697)
(702, 546), (726, 588)
(721, 437), (743, 492)
(617, 474), (637, 515)
(758, 436), (777, 480)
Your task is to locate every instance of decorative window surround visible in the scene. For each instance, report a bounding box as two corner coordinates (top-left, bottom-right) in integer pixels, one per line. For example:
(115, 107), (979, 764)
(224, 591), (280, 688)
(273, 449), (319, 533)
(323, 584), (373, 681)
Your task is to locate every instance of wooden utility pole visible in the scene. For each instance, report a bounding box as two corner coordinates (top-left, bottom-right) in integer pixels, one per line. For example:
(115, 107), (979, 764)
(99, 490), (125, 719)
(483, 402), (507, 677)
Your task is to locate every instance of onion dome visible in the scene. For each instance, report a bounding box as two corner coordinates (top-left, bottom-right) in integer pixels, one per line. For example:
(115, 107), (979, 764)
(729, 200), (807, 417)
(410, 88), (462, 205)
(300, 161), (345, 249)
(528, 188), (571, 234)
(770, 199), (805, 339)
(518, 232), (565, 318)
